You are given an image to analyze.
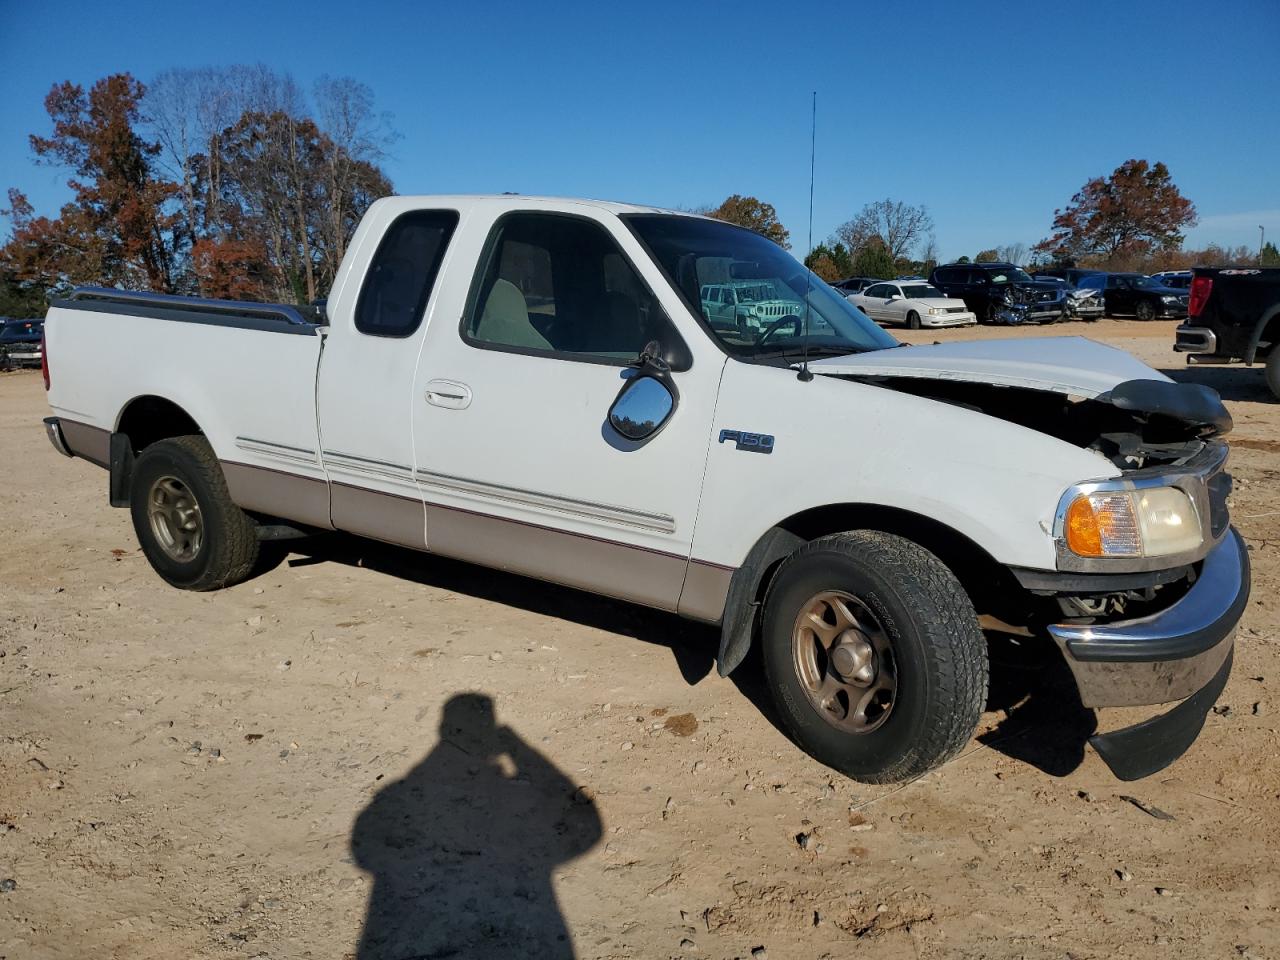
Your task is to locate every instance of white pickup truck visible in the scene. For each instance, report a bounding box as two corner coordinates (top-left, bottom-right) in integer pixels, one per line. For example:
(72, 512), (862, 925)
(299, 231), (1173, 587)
(42, 195), (1248, 783)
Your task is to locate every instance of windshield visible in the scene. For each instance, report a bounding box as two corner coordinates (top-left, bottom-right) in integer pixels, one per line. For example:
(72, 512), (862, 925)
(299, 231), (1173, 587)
(989, 268), (1034, 284)
(0, 323), (40, 341)
(1131, 276), (1162, 289)
(901, 284), (943, 299)
(624, 215), (898, 360)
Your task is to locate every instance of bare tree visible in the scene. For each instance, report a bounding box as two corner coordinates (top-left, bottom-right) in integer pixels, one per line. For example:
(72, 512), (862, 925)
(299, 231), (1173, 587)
(313, 75), (397, 279)
(834, 199), (934, 262)
(996, 242), (1027, 265)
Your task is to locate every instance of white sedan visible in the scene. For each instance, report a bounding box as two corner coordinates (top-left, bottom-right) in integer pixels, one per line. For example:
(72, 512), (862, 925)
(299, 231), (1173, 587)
(849, 281), (977, 329)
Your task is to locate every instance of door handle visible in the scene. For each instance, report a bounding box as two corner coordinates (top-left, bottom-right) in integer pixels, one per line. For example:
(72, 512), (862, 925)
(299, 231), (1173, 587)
(425, 380), (472, 410)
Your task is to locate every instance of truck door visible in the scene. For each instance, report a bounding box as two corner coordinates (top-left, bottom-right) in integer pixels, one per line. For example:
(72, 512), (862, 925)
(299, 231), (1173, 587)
(411, 209), (724, 613)
(315, 208), (460, 548)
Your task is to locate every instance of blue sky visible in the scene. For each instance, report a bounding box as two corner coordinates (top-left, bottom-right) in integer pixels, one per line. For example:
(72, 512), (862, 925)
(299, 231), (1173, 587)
(2, 0), (1277, 262)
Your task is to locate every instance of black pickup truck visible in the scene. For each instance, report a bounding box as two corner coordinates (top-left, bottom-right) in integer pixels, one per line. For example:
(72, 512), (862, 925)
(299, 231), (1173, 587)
(1175, 267), (1280, 398)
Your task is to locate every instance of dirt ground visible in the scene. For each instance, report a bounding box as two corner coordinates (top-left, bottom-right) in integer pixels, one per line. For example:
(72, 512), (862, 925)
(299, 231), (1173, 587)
(2, 318), (1278, 960)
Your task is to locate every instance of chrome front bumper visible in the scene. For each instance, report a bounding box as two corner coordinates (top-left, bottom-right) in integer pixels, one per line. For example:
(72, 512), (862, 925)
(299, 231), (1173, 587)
(1046, 530), (1249, 780)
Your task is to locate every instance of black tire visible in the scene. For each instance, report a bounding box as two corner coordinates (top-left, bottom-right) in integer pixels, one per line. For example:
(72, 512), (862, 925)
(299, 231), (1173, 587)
(1135, 300), (1156, 321)
(760, 531), (988, 784)
(906, 310), (921, 330)
(1266, 349), (1280, 401)
(130, 435), (259, 591)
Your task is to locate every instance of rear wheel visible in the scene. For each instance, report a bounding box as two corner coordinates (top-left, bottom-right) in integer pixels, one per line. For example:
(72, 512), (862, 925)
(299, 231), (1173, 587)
(1136, 300), (1157, 321)
(760, 531), (988, 784)
(130, 435), (259, 591)
(906, 310), (921, 330)
(1266, 349), (1280, 400)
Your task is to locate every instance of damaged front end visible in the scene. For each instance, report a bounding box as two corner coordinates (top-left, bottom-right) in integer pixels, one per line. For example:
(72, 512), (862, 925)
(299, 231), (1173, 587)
(810, 340), (1245, 778)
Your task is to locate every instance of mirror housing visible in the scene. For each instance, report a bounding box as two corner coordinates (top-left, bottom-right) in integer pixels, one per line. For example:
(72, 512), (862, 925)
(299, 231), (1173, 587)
(608, 341), (679, 442)
(609, 376), (674, 441)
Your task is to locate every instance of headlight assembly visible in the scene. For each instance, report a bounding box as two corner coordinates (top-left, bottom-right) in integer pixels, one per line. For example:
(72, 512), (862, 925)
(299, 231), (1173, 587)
(1062, 486), (1201, 559)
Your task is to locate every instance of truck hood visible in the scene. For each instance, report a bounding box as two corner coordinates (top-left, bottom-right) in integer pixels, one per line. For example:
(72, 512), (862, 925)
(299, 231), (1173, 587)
(804, 336), (1232, 451)
(805, 336), (1164, 398)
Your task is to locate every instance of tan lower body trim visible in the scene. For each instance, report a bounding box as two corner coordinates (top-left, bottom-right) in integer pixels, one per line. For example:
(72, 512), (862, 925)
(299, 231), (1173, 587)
(221, 460), (333, 530)
(60, 420), (110, 468)
(331, 482), (426, 550)
(678, 560), (734, 624)
(222, 460), (737, 618)
(425, 501), (689, 612)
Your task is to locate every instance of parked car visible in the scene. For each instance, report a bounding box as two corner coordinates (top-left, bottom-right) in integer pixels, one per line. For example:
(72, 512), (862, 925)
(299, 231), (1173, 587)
(41, 194), (1246, 784)
(700, 280), (801, 336)
(1152, 270), (1193, 290)
(848, 280), (977, 329)
(929, 262), (1067, 324)
(1032, 269), (1106, 320)
(1098, 273), (1189, 320)
(0, 318), (44, 370)
(830, 277), (881, 297)
(1175, 266), (1280, 397)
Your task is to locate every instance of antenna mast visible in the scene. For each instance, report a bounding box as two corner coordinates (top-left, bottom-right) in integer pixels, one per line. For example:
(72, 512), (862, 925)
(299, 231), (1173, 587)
(798, 91), (816, 382)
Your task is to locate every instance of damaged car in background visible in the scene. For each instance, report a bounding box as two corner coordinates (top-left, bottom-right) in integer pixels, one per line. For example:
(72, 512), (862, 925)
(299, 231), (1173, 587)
(40, 195), (1247, 786)
(930, 262), (1068, 325)
(1033, 269), (1106, 321)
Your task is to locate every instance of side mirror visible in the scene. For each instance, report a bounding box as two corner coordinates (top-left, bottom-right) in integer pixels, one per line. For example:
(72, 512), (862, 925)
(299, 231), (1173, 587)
(888, 293), (902, 301)
(609, 375), (674, 441)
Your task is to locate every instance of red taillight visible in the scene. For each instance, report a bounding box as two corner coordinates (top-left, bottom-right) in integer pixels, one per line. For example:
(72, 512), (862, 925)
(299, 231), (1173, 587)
(1188, 276), (1213, 318)
(40, 330), (50, 390)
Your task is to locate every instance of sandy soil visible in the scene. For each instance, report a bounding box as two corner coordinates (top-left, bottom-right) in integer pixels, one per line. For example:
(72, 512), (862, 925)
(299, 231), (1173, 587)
(2, 317), (1278, 959)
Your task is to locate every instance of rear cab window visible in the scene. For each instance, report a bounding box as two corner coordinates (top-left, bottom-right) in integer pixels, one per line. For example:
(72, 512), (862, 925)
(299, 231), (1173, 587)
(355, 210), (460, 337)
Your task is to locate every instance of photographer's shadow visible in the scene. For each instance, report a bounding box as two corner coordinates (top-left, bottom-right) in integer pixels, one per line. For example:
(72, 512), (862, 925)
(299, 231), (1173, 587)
(351, 693), (602, 959)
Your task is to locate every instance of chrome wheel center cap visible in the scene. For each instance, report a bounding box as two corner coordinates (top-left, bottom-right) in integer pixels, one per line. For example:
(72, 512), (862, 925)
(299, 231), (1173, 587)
(830, 631), (876, 685)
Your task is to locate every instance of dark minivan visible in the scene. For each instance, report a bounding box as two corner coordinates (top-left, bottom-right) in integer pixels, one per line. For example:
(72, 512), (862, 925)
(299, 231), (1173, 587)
(929, 262), (1066, 324)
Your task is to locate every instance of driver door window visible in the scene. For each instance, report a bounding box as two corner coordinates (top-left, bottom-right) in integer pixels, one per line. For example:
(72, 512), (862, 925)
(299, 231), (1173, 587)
(464, 213), (673, 363)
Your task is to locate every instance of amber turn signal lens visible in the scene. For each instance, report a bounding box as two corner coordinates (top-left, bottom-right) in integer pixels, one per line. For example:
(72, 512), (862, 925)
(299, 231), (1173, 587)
(1065, 496), (1104, 557)
(1064, 492), (1142, 558)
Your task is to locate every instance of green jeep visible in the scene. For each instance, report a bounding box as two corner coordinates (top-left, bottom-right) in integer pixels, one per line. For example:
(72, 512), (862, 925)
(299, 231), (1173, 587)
(700, 281), (803, 335)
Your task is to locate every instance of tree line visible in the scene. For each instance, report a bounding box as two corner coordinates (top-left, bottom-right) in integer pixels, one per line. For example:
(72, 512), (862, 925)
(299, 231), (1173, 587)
(3, 79), (1273, 321)
(706, 159), (1274, 282)
(1, 66), (394, 316)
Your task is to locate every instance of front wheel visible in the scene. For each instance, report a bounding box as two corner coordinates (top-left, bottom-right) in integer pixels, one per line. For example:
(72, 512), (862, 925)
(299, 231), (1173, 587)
(906, 310), (921, 330)
(130, 435), (260, 591)
(760, 531), (988, 784)
(1136, 300), (1156, 321)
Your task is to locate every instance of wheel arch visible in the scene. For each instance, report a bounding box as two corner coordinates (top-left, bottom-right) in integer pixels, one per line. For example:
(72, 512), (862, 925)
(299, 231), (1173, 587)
(115, 394), (206, 452)
(109, 395), (207, 508)
(716, 502), (1019, 676)
(1246, 302), (1280, 365)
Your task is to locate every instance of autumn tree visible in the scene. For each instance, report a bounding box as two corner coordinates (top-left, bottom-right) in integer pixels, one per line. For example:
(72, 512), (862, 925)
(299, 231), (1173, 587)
(703, 195), (790, 248)
(975, 249), (999, 262)
(834, 199), (933, 263)
(1035, 159), (1196, 267)
(146, 66), (394, 301)
(1, 74), (181, 296)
